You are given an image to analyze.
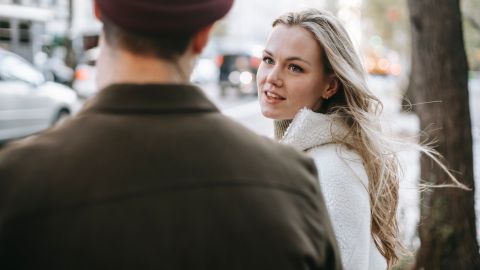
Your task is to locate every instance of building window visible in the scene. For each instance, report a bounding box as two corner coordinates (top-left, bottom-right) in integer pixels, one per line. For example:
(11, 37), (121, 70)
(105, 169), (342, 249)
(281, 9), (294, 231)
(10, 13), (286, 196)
(0, 20), (11, 42)
(19, 21), (30, 43)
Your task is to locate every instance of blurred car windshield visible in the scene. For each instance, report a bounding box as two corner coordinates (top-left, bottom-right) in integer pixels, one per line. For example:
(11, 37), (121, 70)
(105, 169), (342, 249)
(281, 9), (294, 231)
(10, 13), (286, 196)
(0, 54), (45, 85)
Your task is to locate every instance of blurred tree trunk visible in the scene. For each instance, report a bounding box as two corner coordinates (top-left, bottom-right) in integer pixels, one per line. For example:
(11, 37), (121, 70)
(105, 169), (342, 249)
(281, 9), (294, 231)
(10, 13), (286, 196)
(64, 0), (76, 86)
(407, 0), (480, 268)
(402, 69), (415, 112)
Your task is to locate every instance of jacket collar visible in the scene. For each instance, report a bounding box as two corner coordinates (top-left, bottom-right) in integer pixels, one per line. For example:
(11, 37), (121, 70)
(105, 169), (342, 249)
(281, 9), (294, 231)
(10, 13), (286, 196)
(82, 83), (219, 114)
(280, 108), (350, 151)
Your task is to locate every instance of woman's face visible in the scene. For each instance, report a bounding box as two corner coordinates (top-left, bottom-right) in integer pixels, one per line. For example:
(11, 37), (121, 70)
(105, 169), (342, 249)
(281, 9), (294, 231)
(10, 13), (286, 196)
(257, 24), (334, 120)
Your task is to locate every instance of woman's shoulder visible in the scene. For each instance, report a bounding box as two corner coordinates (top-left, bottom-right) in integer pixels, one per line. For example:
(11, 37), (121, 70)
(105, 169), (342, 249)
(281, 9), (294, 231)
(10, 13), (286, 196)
(307, 143), (369, 188)
(308, 143), (375, 267)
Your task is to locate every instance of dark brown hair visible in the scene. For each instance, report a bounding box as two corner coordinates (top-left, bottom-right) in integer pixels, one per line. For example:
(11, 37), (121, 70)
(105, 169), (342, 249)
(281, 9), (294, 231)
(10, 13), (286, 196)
(102, 17), (194, 61)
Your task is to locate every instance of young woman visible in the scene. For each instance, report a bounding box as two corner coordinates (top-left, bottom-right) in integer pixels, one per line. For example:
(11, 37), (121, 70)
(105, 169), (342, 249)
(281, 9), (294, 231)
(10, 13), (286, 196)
(257, 9), (464, 270)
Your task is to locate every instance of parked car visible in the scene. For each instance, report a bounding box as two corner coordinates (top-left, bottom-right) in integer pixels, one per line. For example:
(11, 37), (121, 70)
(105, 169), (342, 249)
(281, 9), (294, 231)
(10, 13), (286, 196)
(73, 47), (99, 99)
(0, 49), (78, 142)
(218, 53), (260, 97)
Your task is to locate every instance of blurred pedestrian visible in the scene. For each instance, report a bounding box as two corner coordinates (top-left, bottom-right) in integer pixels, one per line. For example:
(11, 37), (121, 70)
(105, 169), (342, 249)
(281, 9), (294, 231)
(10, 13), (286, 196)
(257, 9), (466, 270)
(0, 1), (342, 269)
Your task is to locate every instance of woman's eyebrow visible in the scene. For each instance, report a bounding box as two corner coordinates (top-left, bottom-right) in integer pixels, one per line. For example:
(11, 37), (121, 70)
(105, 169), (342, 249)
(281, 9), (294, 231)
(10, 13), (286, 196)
(263, 50), (311, 66)
(286, 56), (311, 67)
(263, 49), (274, 56)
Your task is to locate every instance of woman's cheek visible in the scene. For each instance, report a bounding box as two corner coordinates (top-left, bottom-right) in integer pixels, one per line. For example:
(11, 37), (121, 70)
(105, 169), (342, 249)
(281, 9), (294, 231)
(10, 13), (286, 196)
(256, 66), (268, 84)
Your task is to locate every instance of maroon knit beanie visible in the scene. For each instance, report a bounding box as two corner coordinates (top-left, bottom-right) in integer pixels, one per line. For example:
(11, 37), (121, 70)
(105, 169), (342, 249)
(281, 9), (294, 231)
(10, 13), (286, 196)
(96, 0), (234, 35)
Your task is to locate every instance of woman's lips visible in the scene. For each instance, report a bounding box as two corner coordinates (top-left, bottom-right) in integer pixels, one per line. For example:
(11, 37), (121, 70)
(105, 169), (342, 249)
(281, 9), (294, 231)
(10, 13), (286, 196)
(264, 90), (286, 104)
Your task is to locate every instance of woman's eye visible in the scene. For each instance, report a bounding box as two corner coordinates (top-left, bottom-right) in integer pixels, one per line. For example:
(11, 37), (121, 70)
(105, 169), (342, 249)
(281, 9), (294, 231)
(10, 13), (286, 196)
(263, 56), (274, 65)
(288, 64), (304, 73)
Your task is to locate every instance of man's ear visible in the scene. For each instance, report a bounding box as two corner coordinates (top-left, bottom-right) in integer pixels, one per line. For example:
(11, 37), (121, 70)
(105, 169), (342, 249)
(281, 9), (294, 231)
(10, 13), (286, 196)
(322, 75), (339, 99)
(192, 24), (214, 54)
(93, 0), (102, 20)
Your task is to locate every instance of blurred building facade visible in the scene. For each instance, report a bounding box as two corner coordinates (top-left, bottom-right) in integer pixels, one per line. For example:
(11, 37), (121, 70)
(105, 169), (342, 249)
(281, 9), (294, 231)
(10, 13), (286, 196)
(210, 0), (363, 58)
(0, 0), (366, 67)
(0, 0), (100, 62)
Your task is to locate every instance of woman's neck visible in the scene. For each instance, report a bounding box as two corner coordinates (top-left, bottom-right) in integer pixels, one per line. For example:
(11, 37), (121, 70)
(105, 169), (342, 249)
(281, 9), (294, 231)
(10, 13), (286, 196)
(274, 119), (293, 140)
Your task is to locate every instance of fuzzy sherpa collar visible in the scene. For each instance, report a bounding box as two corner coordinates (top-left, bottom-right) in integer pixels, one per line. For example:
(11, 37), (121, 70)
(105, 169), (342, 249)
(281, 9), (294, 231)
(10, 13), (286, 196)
(280, 108), (351, 152)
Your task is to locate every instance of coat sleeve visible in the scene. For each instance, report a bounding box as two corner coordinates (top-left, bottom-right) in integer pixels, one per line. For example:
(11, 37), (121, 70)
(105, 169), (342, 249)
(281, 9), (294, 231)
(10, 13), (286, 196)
(308, 144), (372, 270)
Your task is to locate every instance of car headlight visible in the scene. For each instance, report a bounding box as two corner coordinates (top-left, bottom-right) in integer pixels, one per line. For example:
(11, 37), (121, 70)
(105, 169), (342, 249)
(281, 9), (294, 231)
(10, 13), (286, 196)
(228, 71), (241, 84)
(239, 71), (253, 85)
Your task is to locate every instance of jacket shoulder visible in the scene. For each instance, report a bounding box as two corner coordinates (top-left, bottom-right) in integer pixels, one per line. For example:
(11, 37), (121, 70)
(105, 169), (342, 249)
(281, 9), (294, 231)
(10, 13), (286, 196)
(307, 144), (372, 266)
(308, 143), (368, 188)
(208, 113), (321, 185)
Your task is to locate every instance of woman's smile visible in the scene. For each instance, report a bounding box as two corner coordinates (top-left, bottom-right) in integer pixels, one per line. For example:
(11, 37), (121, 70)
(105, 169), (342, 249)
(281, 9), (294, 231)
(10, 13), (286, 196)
(263, 90), (286, 104)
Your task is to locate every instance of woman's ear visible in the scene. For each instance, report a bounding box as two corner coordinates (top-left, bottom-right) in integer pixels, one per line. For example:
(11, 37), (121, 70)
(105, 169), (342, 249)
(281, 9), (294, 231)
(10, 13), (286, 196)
(322, 75), (339, 99)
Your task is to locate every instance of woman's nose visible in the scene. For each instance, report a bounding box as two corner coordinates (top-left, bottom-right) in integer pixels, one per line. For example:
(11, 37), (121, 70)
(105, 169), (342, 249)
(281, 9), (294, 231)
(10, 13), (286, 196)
(266, 66), (283, 87)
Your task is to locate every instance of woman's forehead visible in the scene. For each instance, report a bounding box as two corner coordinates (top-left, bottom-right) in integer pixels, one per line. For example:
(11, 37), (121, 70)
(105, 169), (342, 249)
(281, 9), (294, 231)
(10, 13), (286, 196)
(266, 25), (322, 60)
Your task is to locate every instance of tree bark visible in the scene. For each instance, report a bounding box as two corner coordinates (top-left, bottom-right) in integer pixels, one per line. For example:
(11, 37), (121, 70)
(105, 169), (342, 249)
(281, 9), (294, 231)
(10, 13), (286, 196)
(65, 0), (76, 68)
(64, 0), (76, 87)
(402, 69), (415, 112)
(407, 0), (480, 268)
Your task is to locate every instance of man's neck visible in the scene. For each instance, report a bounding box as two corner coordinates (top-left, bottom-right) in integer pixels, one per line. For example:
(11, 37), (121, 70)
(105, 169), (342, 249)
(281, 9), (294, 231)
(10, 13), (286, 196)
(96, 48), (194, 90)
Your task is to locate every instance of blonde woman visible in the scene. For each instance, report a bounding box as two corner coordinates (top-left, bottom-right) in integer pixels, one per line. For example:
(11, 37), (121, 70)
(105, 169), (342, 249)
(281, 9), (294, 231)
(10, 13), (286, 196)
(257, 9), (465, 269)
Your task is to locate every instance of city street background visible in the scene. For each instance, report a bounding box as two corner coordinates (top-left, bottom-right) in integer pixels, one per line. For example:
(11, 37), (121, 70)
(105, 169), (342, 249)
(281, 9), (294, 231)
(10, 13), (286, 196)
(1, 0), (480, 264)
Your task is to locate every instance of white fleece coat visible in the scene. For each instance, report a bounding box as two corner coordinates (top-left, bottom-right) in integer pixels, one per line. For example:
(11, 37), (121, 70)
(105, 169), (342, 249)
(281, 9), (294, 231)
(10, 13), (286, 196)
(280, 108), (387, 270)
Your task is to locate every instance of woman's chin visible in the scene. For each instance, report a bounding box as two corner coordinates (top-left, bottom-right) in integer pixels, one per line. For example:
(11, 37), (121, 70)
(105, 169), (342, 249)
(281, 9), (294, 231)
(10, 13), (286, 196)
(260, 108), (275, 119)
(260, 108), (287, 120)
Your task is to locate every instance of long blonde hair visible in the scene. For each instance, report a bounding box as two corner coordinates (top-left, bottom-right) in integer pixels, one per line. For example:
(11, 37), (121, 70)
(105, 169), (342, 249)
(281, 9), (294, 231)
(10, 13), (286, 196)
(273, 9), (467, 268)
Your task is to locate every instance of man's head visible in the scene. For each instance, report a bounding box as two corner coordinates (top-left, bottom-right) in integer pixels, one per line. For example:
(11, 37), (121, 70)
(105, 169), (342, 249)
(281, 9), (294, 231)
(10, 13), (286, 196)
(93, 0), (234, 87)
(94, 0), (234, 60)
